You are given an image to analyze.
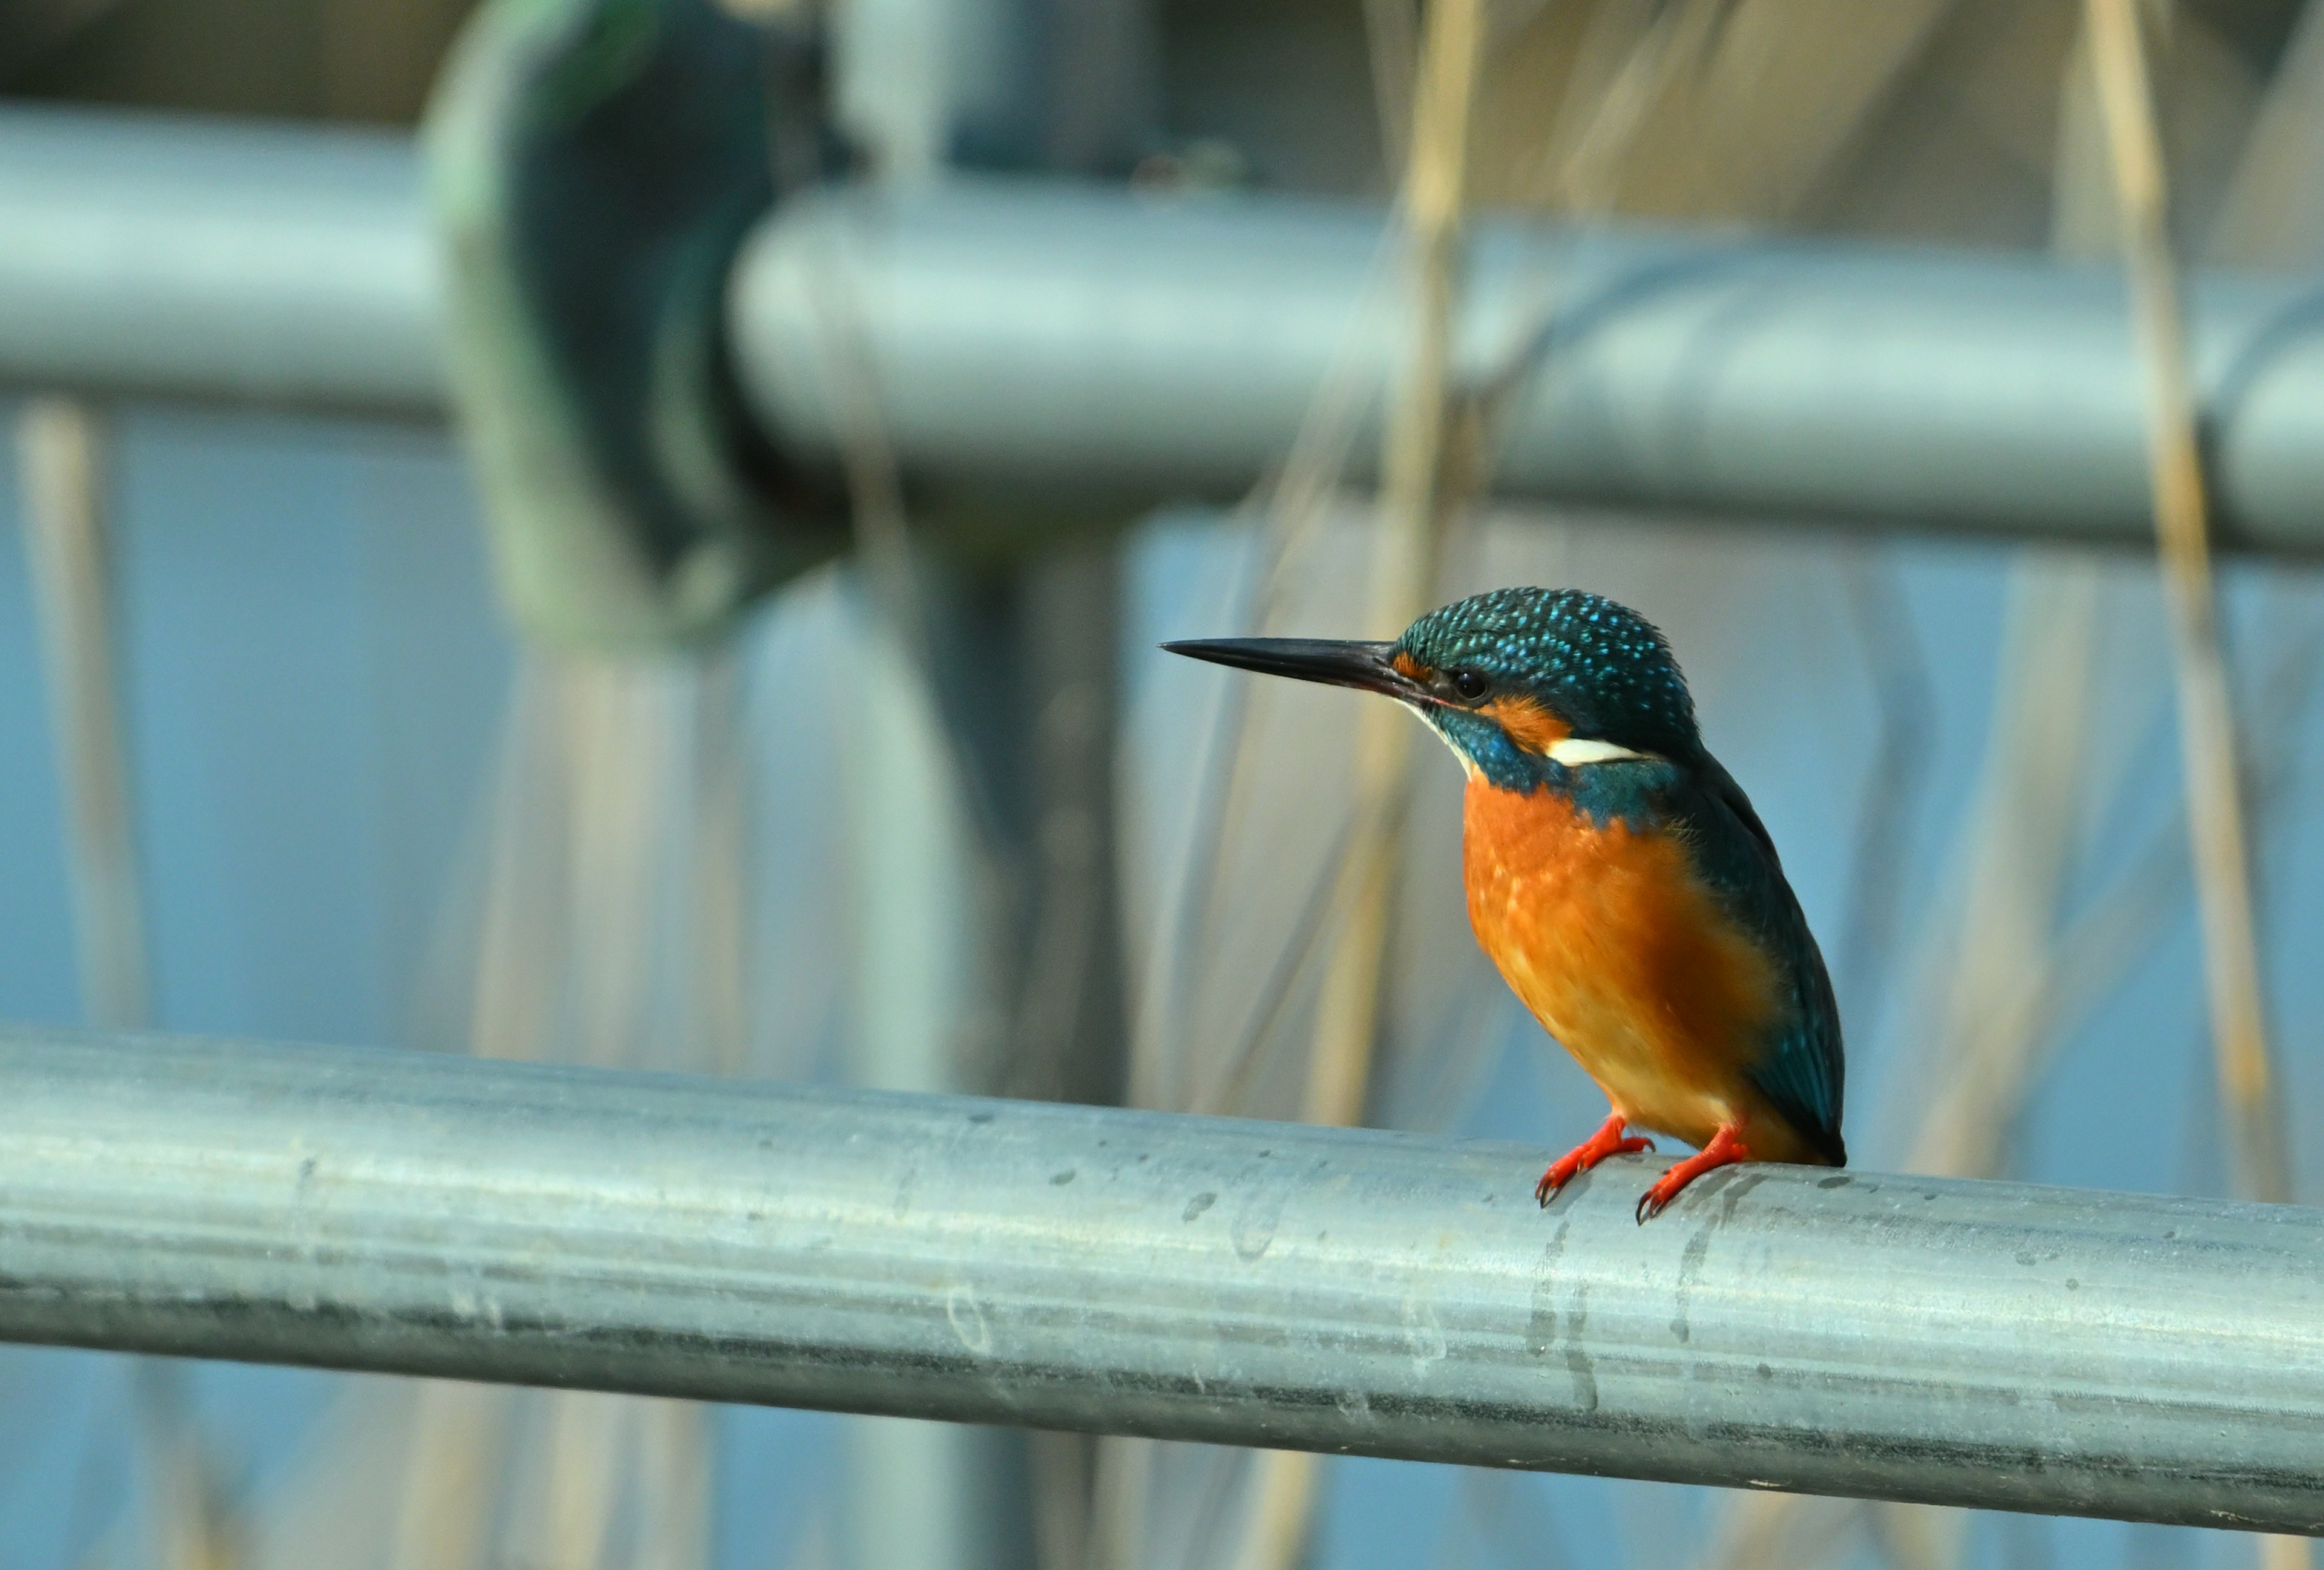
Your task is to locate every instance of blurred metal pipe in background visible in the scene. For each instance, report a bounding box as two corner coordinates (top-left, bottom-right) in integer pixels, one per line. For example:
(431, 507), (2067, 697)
(730, 183), (2324, 551)
(2, 1025), (2320, 1537)
(11, 106), (2324, 550)
(0, 107), (443, 416)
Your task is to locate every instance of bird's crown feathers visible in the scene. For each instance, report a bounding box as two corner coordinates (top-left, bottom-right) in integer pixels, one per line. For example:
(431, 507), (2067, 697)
(1395, 587), (1699, 757)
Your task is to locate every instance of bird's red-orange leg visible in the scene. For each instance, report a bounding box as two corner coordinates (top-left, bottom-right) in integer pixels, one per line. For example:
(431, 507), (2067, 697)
(1634, 1123), (1751, 1223)
(1535, 1112), (1655, 1206)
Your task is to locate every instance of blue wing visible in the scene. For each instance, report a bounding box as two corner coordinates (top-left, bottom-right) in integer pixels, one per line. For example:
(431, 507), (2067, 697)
(1676, 757), (1848, 1164)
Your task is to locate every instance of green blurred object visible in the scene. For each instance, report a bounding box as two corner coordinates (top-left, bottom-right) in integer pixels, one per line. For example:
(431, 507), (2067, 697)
(424, 0), (845, 647)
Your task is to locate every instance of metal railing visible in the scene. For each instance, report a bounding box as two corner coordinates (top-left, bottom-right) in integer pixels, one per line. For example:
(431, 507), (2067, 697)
(1, 1024), (2317, 1536)
(9, 105), (2324, 549)
(0, 107), (441, 416)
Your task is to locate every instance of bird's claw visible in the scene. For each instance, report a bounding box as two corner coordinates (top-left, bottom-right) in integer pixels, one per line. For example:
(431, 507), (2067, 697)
(1632, 1127), (1750, 1223)
(1635, 1164), (1690, 1223)
(1534, 1129), (1654, 1207)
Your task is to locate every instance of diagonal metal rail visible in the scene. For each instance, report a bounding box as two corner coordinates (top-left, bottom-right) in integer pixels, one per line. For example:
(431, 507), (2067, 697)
(0, 1025), (2317, 1535)
(10, 105), (2324, 550)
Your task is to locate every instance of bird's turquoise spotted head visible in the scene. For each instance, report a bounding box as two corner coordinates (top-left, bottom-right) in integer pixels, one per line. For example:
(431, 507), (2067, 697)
(1391, 587), (1700, 771)
(1164, 587), (1701, 792)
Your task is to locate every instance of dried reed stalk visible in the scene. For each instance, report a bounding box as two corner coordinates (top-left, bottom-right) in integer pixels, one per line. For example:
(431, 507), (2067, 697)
(2086, 16), (2303, 1570)
(2085, 0), (2291, 1209)
(21, 397), (246, 1570)
(1225, 5), (1493, 1568)
(16, 396), (149, 1033)
(1304, 0), (1488, 1132)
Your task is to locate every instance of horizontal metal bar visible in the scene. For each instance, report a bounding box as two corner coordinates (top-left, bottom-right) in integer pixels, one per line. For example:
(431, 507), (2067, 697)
(10, 108), (2324, 550)
(729, 183), (2324, 550)
(0, 107), (444, 416)
(1, 1026), (2317, 1533)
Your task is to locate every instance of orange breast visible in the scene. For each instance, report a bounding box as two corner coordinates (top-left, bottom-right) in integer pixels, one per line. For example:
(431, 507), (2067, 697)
(1463, 775), (1781, 1150)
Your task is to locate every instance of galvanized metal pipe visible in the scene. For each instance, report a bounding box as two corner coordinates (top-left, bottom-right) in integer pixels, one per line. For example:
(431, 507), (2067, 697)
(0, 107), (443, 416)
(1, 1025), (2317, 1533)
(728, 183), (2324, 550)
(10, 107), (2324, 550)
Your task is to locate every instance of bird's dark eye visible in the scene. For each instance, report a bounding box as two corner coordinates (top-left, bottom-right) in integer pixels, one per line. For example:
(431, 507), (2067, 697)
(1450, 668), (1489, 702)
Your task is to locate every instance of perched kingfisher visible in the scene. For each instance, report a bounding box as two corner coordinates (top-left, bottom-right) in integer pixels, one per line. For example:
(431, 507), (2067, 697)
(1167, 586), (1845, 1221)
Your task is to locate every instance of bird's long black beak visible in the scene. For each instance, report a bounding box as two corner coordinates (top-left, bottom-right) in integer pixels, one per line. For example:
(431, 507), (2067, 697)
(1162, 637), (1430, 703)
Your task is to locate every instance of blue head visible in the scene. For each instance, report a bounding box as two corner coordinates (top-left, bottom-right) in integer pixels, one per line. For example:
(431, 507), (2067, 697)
(1166, 587), (1702, 793)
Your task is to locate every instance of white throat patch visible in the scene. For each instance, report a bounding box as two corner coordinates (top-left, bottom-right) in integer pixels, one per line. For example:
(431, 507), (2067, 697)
(1546, 737), (1647, 767)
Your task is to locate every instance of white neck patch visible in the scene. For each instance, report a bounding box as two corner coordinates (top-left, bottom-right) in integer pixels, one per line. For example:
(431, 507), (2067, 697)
(1405, 701), (1647, 777)
(1546, 737), (1647, 767)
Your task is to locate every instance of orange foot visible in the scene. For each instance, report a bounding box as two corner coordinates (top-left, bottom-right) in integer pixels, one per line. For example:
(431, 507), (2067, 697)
(1535, 1111), (1655, 1206)
(1635, 1124), (1751, 1223)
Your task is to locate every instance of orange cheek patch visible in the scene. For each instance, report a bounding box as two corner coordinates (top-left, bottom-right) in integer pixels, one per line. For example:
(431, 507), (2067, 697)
(1392, 652), (1429, 682)
(1479, 696), (1570, 755)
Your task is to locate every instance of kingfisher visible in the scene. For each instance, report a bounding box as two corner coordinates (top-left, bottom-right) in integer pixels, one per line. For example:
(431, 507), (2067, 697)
(1167, 586), (1844, 1221)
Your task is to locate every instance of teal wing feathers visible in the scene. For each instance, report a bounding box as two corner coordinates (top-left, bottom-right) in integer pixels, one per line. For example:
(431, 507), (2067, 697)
(1678, 757), (1848, 1164)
